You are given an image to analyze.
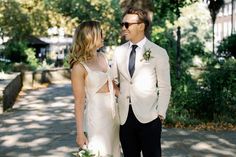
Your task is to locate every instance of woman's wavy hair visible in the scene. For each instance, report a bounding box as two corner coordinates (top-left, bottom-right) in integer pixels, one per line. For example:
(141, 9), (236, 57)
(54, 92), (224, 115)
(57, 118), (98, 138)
(68, 21), (102, 68)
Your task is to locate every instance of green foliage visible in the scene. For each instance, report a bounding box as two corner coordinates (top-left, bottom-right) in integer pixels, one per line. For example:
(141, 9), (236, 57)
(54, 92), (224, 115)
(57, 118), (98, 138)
(168, 72), (200, 120)
(167, 59), (236, 125)
(151, 2), (236, 125)
(0, 0), (32, 39)
(217, 34), (236, 58)
(25, 48), (39, 69)
(4, 40), (28, 62)
(152, 0), (198, 26)
(0, 62), (13, 73)
(197, 59), (236, 122)
(20, 0), (51, 36)
(46, 0), (122, 45)
(2, 41), (40, 70)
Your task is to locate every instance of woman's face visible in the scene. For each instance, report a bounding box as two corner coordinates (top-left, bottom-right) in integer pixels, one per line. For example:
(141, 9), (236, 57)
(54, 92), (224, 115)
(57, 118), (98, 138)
(96, 30), (104, 49)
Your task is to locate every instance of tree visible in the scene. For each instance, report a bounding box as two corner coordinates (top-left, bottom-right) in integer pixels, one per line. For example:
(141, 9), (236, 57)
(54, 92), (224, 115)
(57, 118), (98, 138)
(46, 0), (122, 45)
(0, 0), (32, 40)
(0, 0), (32, 62)
(0, 0), (76, 62)
(207, 0), (224, 54)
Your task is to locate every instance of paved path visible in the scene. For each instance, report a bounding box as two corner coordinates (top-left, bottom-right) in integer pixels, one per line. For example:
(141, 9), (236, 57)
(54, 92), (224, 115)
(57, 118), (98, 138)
(0, 83), (236, 157)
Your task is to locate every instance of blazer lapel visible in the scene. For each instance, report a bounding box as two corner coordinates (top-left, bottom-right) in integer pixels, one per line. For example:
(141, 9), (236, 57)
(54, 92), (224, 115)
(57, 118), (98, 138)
(119, 43), (131, 80)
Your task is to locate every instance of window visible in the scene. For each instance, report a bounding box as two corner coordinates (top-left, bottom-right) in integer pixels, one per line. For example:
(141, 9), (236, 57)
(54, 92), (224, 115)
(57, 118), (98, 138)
(229, 3), (232, 15)
(219, 8), (223, 16)
(234, 2), (236, 13)
(218, 23), (222, 40)
(228, 21), (231, 36)
(224, 22), (227, 37)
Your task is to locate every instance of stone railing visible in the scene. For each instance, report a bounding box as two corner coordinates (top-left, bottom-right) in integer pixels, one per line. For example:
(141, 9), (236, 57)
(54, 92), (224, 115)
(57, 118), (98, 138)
(0, 73), (22, 113)
(22, 68), (70, 89)
(0, 68), (71, 113)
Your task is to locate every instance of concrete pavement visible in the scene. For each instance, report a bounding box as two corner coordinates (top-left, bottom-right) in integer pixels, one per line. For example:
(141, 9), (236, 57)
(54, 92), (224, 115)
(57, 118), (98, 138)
(0, 83), (236, 157)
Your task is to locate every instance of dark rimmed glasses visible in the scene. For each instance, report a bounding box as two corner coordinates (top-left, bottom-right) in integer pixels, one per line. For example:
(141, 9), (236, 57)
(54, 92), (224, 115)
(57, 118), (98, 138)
(120, 22), (142, 29)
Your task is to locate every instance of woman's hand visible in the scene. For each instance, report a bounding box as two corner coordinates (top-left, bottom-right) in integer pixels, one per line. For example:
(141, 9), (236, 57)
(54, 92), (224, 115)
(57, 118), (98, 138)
(113, 83), (120, 97)
(112, 81), (120, 97)
(76, 132), (88, 148)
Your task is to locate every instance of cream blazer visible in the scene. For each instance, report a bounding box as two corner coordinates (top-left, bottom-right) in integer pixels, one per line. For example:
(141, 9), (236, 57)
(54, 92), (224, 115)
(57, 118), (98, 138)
(112, 39), (171, 124)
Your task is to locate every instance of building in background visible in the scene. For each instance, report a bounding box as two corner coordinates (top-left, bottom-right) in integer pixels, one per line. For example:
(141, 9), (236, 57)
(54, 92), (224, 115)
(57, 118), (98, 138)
(40, 27), (72, 62)
(26, 36), (49, 61)
(203, 0), (236, 45)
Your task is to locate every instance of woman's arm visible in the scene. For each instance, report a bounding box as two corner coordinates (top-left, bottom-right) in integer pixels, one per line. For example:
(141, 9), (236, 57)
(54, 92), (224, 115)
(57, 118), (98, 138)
(71, 63), (88, 148)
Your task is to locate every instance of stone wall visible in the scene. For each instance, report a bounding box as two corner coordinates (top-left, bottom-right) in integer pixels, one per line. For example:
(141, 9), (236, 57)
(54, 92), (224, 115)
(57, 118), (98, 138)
(0, 73), (22, 113)
(0, 68), (71, 113)
(22, 68), (70, 89)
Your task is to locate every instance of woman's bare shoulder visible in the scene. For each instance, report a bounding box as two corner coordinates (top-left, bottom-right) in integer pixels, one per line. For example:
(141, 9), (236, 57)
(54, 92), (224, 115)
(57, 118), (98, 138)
(71, 62), (87, 75)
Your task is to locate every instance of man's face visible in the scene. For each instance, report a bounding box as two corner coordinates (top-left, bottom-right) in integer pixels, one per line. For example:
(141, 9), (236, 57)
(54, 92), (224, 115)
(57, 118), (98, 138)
(121, 14), (143, 41)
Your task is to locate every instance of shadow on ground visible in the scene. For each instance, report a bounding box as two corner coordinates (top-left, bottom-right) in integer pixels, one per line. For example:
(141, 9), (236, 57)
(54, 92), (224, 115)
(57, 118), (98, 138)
(0, 83), (77, 157)
(0, 83), (236, 157)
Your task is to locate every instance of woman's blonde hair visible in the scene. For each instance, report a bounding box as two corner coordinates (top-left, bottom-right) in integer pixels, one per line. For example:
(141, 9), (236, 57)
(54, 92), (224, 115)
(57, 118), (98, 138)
(68, 21), (102, 68)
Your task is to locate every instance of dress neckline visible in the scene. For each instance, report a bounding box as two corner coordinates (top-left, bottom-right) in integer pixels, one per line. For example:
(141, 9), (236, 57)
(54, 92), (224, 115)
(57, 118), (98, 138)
(82, 52), (109, 74)
(82, 62), (109, 74)
(89, 68), (108, 74)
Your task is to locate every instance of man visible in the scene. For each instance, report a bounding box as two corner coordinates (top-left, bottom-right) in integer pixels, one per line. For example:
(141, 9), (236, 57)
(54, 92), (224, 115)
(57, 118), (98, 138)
(112, 7), (171, 157)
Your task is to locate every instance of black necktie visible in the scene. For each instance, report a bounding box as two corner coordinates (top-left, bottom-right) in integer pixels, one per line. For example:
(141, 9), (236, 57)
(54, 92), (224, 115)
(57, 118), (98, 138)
(129, 45), (138, 77)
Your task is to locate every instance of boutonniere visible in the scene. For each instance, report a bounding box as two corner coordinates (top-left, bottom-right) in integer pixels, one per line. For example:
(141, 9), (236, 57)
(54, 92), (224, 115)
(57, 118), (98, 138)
(140, 48), (154, 62)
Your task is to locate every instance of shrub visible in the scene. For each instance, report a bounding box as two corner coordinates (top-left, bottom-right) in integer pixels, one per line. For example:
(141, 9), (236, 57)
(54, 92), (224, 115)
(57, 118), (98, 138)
(217, 34), (236, 58)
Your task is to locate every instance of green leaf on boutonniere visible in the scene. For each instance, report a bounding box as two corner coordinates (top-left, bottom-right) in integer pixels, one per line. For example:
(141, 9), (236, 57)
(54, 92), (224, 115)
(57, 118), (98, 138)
(140, 48), (154, 62)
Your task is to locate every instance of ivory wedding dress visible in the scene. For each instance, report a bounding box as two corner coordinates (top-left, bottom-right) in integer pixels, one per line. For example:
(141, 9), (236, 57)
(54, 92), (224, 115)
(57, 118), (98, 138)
(80, 56), (120, 157)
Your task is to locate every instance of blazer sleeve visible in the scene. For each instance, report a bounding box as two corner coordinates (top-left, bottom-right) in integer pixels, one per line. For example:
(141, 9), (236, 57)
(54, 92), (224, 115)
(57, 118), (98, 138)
(155, 48), (172, 119)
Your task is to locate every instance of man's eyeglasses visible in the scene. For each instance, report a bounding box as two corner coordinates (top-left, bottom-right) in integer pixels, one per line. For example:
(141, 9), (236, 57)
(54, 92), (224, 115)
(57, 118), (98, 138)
(120, 22), (142, 29)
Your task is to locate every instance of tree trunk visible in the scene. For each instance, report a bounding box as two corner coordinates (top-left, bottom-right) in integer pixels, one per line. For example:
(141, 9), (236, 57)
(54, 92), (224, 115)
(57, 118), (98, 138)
(213, 22), (215, 54)
(176, 26), (181, 79)
(232, 0), (234, 34)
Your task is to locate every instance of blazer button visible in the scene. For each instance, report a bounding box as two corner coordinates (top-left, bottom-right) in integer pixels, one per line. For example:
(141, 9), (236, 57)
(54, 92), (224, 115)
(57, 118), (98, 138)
(130, 81), (133, 84)
(126, 96), (130, 99)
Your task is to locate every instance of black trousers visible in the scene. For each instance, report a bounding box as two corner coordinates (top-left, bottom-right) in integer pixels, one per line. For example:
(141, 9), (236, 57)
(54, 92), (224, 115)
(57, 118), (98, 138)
(120, 106), (162, 157)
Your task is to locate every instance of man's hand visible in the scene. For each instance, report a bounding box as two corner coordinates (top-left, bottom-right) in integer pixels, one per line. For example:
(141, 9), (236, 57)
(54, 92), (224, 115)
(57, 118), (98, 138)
(158, 115), (164, 123)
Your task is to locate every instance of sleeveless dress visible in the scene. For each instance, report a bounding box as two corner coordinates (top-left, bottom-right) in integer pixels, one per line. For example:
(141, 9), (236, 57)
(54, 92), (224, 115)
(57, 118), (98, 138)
(80, 55), (120, 157)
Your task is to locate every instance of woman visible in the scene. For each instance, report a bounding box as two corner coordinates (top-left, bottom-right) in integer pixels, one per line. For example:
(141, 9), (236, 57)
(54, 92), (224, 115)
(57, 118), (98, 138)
(69, 21), (120, 157)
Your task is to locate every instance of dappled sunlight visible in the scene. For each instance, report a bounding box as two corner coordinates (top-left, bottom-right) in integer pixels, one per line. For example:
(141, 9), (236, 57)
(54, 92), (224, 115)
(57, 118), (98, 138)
(25, 138), (51, 147)
(191, 142), (236, 156)
(1, 83), (235, 156)
(191, 142), (212, 150)
(162, 128), (236, 156)
(5, 152), (32, 157)
(57, 113), (74, 120)
(7, 124), (24, 132)
(24, 123), (46, 129)
(1, 133), (32, 147)
(0, 83), (77, 156)
(24, 115), (52, 121)
(50, 102), (71, 107)
(162, 141), (178, 149)
(218, 138), (235, 147)
(178, 130), (191, 136)
(3, 119), (18, 124)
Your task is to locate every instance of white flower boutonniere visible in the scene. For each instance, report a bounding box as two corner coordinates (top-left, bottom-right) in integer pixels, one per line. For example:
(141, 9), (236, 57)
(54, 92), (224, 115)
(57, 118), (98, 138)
(140, 48), (154, 62)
